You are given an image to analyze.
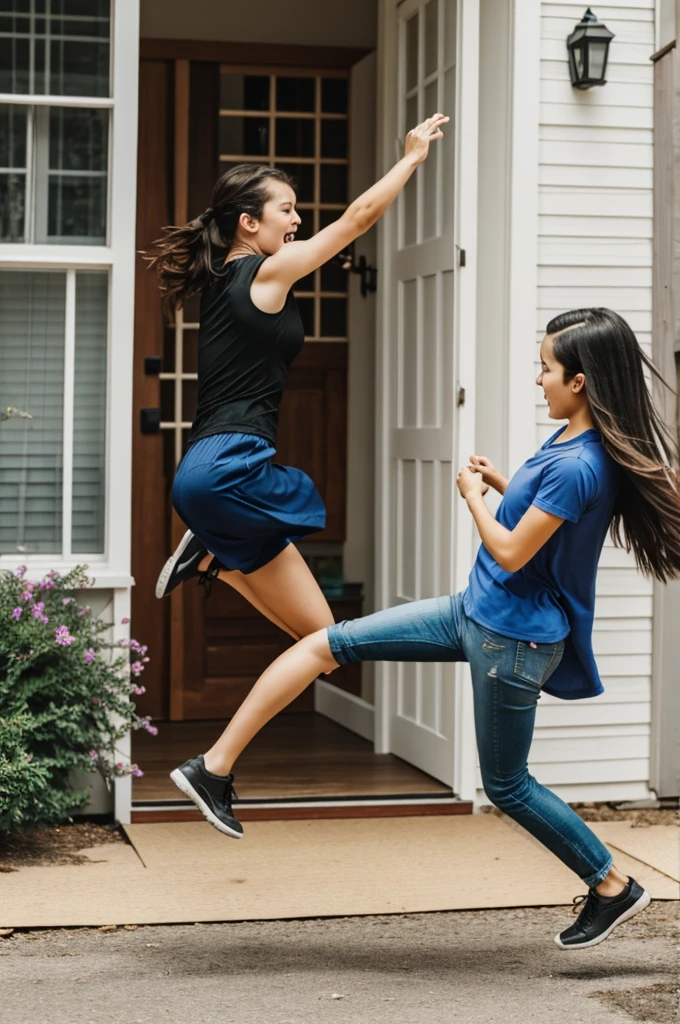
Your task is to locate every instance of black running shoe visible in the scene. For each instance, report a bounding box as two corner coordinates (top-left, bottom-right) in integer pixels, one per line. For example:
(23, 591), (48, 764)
(170, 755), (243, 838)
(155, 530), (208, 598)
(555, 876), (650, 949)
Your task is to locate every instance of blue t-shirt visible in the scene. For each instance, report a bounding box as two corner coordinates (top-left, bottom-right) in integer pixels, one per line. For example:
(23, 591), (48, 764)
(463, 427), (621, 700)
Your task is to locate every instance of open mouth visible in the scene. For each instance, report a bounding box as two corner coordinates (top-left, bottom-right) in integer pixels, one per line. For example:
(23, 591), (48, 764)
(284, 232), (296, 243)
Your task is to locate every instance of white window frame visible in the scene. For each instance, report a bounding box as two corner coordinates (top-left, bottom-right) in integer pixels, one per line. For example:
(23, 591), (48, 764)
(0, 1), (139, 589)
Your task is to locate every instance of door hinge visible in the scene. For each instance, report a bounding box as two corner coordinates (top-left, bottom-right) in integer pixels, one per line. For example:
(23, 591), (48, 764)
(457, 386), (466, 407)
(456, 246), (466, 268)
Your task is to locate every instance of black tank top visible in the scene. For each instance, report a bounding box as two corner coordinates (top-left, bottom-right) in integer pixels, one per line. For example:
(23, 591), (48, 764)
(188, 254), (305, 448)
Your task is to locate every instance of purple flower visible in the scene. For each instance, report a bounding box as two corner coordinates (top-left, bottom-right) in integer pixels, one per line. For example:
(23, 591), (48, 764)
(132, 685), (146, 696)
(142, 657), (150, 664)
(32, 601), (45, 617)
(24, 581), (35, 592)
(138, 645), (148, 657)
(11, 607), (23, 620)
(54, 625), (75, 647)
(131, 765), (144, 778)
(15, 565), (27, 578)
(40, 615), (49, 625)
(121, 617), (130, 624)
(85, 648), (96, 663)
(118, 639), (129, 648)
(62, 597), (73, 607)
(78, 606), (91, 617)
(130, 661), (144, 677)
(89, 749), (98, 759)
(21, 590), (32, 602)
(140, 717), (158, 736)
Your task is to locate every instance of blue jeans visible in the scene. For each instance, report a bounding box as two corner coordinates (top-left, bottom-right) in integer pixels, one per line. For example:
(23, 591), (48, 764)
(327, 592), (613, 887)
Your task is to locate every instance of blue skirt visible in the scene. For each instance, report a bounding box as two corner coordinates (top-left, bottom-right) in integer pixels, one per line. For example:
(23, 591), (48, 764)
(172, 432), (326, 574)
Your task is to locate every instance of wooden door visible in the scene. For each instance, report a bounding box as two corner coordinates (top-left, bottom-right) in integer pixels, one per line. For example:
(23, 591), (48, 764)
(132, 52), (360, 722)
(374, 0), (477, 784)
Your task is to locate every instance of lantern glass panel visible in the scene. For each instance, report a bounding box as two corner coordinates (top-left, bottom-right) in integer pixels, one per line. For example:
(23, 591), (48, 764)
(574, 43), (585, 79)
(588, 42), (606, 81)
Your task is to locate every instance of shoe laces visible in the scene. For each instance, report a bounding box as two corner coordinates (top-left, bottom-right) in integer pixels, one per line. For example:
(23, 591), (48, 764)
(571, 888), (600, 929)
(221, 773), (238, 813)
(197, 557), (221, 596)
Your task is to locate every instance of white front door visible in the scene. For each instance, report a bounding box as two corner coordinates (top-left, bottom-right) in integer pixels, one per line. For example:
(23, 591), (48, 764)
(375, 0), (479, 786)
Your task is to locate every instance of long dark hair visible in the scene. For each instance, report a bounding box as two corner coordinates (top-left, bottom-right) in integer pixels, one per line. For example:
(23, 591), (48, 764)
(546, 308), (680, 582)
(144, 164), (295, 314)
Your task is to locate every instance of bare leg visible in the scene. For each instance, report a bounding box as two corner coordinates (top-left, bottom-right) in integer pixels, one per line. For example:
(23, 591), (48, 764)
(204, 629), (335, 775)
(199, 543), (335, 641)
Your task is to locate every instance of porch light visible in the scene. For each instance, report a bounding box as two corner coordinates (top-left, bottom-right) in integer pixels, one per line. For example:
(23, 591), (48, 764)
(566, 8), (615, 90)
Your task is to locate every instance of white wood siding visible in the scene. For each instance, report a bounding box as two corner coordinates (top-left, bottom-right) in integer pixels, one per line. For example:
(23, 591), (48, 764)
(478, 0), (656, 805)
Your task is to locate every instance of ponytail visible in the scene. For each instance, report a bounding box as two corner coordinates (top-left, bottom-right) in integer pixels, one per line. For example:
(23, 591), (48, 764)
(144, 164), (295, 315)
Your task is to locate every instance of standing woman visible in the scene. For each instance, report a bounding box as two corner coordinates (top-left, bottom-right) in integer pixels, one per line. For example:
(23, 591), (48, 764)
(146, 116), (448, 789)
(172, 308), (680, 949)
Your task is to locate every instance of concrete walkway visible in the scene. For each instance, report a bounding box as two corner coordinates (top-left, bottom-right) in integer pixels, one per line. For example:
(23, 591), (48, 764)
(1, 902), (677, 1024)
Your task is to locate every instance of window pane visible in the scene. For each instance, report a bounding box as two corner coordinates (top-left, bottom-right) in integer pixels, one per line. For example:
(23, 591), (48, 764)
(321, 78), (348, 114)
(424, 0), (438, 78)
(320, 119), (347, 159)
(45, 107), (108, 243)
(219, 116), (269, 157)
(405, 12), (419, 91)
(320, 297), (347, 338)
(320, 163), (347, 204)
(220, 75), (269, 111)
(0, 104), (27, 166)
(72, 271), (107, 553)
(276, 76), (315, 112)
(0, 270), (65, 555)
(276, 118), (315, 158)
(0, 173), (26, 240)
(0, 0), (111, 96)
(296, 296), (314, 337)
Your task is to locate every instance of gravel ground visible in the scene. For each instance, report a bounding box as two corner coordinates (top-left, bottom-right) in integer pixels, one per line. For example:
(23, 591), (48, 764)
(0, 901), (677, 1024)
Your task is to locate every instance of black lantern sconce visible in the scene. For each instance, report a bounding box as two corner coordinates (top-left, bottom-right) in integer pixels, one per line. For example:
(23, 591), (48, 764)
(335, 242), (378, 297)
(566, 8), (615, 90)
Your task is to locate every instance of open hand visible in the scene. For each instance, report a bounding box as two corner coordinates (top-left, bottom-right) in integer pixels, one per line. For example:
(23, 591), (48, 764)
(404, 114), (449, 166)
(457, 466), (488, 500)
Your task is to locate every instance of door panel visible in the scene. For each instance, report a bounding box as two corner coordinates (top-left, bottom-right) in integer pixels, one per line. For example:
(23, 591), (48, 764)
(376, 0), (467, 784)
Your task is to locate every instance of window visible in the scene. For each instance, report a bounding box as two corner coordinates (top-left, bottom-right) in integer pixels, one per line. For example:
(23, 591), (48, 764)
(0, 268), (108, 556)
(219, 68), (350, 340)
(0, 2), (111, 244)
(0, 0), (111, 97)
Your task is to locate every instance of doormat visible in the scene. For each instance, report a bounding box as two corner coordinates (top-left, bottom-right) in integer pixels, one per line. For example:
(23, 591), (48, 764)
(0, 815), (677, 928)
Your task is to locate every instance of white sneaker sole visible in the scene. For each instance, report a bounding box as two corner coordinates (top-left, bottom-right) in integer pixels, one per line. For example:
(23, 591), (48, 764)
(554, 888), (651, 949)
(169, 767), (243, 839)
(155, 529), (194, 599)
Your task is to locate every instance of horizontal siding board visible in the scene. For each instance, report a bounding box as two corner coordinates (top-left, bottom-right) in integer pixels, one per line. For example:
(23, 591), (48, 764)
(540, 165), (653, 189)
(541, 101), (653, 129)
(539, 190), (652, 218)
(540, 139), (653, 168)
(541, 78), (654, 108)
(541, 60), (655, 85)
(478, 758), (650, 789)
(538, 265), (652, 285)
(541, 38), (655, 66)
(529, 734), (650, 762)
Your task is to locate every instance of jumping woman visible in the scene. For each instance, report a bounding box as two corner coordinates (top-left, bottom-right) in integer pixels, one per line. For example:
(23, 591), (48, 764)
(170, 308), (680, 949)
(147, 116), (448, 797)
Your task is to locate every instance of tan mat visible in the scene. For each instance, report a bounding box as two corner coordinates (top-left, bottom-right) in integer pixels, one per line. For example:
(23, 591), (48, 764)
(0, 816), (677, 929)
(590, 822), (680, 882)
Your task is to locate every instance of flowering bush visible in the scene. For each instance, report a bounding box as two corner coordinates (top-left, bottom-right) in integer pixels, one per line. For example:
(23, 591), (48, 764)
(0, 565), (157, 834)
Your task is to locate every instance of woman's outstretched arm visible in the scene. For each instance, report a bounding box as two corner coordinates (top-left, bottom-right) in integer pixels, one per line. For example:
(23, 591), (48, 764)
(258, 113), (449, 291)
(457, 467), (563, 573)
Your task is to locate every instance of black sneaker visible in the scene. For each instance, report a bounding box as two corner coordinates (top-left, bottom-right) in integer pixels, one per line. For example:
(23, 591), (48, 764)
(155, 530), (208, 598)
(555, 876), (650, 949)
(170, 755), (243, 839)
